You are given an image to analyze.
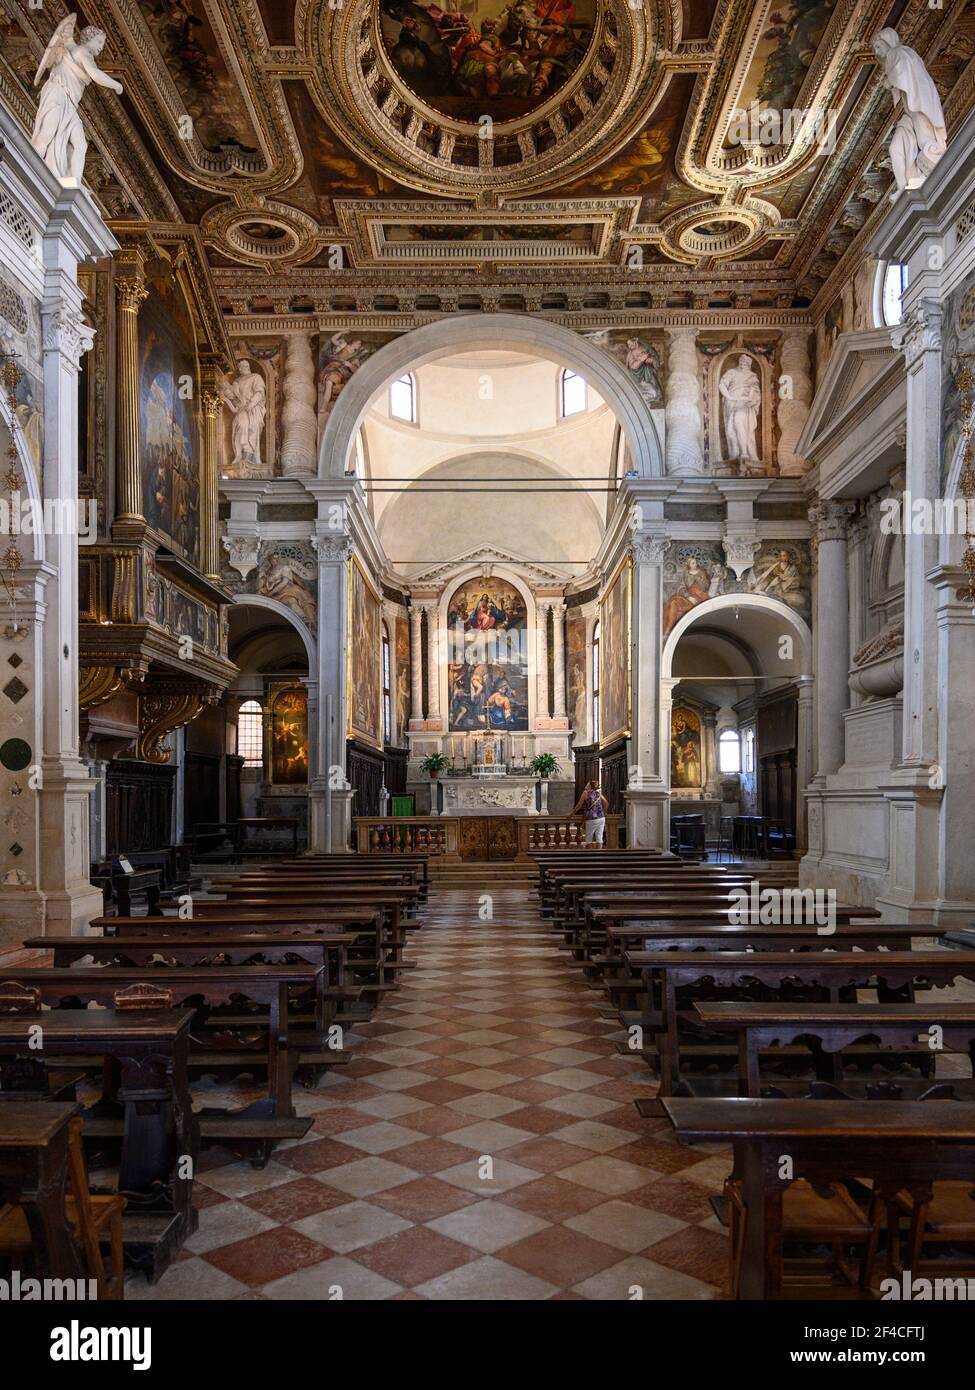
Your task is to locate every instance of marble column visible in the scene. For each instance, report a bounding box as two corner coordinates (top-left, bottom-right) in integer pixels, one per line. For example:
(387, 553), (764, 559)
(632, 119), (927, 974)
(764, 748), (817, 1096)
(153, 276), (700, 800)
(409, 603), (424, 724)
(551, 600), (566, 719)
(809, 500), (852, 780)
(425, 601), (441, 723)
(795, 675), (814, 853)
(664, 328), (704, 475)
(280, 332), (318, 477)
(703, 712), (719, 795)
(199, 384), (222, 582)
(776, 328), (813, 476)
(627, 532), (671, 847)
(39, 204), (114, 932)
(308, 531), (352, 853)
(113, 272), (148, 535)
(535, 599), (550, 721)
(875, 299), (945, 921)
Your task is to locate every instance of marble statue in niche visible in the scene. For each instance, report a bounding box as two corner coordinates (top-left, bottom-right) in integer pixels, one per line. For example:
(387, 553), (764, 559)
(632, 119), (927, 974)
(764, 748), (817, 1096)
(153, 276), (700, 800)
(719, 354), (762, 464)
(221, 360), (267, 475)
(32, 17), (123, 182)
(872, 28), (947, 193)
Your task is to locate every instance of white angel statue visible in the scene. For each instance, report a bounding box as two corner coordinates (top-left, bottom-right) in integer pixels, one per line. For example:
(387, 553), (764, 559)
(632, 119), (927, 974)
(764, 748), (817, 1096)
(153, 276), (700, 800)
(31, 16), (123, 183)
(872, 28), (947, 193)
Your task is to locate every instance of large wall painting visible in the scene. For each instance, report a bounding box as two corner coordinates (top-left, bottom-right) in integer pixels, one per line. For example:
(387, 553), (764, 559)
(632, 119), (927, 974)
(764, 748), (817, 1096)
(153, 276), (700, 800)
(662, 542), (812, 637)
(348, 555), (383, 748)
(378, 0), (596, 124)
(138, 262), (202, 564)
(566, 608), (587, 735)
(446, 576), (529, 732)
(271, 688), (309, 784)
(599, 554), (630, 746)
(395, 612), (411, 741)
(671, 707), (702, 789)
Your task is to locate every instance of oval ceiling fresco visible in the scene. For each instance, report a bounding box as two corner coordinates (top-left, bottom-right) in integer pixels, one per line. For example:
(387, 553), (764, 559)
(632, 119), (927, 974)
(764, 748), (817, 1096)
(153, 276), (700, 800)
(378, 0), (598, 124)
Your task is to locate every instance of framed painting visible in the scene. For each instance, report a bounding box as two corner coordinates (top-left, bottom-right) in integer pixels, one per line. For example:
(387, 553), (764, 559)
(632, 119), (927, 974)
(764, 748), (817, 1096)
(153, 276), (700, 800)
(271, 688), (309, 785)
(598, 552), (631, 747)
(445, 575), (529, 733)
(347, 554), (383, 748)
(671, 706), (703, 789)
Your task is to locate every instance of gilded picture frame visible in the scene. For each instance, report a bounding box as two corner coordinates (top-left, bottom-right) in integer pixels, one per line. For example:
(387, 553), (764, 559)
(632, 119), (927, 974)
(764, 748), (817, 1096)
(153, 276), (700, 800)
(598, 550), (631, 747)
(346, 553), (384, 749)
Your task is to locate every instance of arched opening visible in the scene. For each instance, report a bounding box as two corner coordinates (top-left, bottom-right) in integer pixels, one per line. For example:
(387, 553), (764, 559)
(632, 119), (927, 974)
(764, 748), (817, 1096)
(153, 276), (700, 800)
(219, 600), (312, 852)
(663, 595), (813, 856)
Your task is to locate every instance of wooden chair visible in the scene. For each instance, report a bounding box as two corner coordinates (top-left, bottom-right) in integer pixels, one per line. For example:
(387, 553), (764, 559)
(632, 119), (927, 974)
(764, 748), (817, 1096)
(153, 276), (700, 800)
(0, 1117), (126, 1298)
(722, 1176), (877, 1298)
(892, 1182), (975, 1276)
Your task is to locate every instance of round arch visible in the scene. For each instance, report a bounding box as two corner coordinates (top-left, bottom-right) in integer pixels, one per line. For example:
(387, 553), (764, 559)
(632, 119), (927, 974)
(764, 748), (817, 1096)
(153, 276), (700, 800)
(228, 593), (317, 667)
(662, 593), (813, 679)
(0, 394), (45, 565)
(319, 314), (664, 481)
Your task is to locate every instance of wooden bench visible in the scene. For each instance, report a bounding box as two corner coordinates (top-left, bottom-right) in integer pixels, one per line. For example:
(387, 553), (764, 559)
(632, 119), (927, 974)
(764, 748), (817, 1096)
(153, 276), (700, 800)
(0, 1102), (85, 1282)
(0, 1007), (196, 1282)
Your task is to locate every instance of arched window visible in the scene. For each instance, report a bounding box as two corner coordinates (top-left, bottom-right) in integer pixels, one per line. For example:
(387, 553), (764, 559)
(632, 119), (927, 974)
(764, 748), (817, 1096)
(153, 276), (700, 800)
(237, 699), (263, 768)
(560, 368), (587, 418)
(882, 263), (909, 327)
(592, 620), (600, 743)
(390, 372), (416, 423)
(718, 728), (741, 774)
(382, 622), (391, 744)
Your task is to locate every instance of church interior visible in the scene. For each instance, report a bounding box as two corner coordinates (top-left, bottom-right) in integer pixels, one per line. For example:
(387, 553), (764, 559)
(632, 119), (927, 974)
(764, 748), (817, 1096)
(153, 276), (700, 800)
(2, 0), (975, 1326)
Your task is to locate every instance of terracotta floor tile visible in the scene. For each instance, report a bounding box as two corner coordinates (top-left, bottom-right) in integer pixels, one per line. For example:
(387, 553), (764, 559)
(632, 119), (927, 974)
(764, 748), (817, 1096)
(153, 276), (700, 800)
(352, 1226), (479, 1287)
(405, 1079), (474, 1103)
(627, 1179), (716, 1224)
(383, 1138), (475, 1173)
(243, 1179), (352, 1224)
(642, 1225), (731, 1288)
(371, 1176), (480, 1222)
(497, 1226), (620, 1286)
(204, 1227), (332, 1286)
(498, 1176), (609, 1221)
(501, 1137), (596, 1174)
(276, 1137), (363, 1175)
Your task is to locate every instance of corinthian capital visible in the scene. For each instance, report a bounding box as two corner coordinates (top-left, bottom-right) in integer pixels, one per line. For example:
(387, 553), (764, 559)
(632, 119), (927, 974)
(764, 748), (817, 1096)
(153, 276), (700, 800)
(808, 499), (855, 545)
(116, 278), (149, 314)
(893, 299), (942, 367)
(632, 533), (671, 565)
(311, 534), (352, 562)
(42, 308), (94, 366)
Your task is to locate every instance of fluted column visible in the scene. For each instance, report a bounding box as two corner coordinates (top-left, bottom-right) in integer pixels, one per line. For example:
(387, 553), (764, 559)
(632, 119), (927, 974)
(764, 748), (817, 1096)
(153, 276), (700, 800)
(551, 600), (566, 718)
(409, 603), (424, 722)
(425, 602), (441, 721)
(280, 332), (317, 477)
(535, 599), (550, 720)
(114, 274), (148, 534)
(809, 500), (852, 780)
(199, 384), (222, 582)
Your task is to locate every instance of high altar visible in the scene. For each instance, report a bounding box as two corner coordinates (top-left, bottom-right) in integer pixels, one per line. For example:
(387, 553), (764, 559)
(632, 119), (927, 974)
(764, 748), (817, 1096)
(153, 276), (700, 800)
(432, 733), (553, 816)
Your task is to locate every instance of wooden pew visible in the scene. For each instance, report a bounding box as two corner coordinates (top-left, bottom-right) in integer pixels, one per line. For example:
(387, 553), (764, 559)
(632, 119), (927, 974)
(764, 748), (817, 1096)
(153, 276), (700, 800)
(662, 1097), (975, 1300)
(692, 1000), (975, 1101)
(0, 1008), (196, 1281)
(0, 966), (325, 1166)
(624, 949), (975, 1101)
(0, 1102), (86, 1282)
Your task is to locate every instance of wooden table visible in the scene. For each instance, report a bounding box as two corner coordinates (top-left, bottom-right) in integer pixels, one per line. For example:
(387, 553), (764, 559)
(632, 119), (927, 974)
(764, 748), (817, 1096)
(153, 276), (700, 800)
(662, 1097), (975, 1299)
(0, 1009), (196, 1281)
(0, 1101), (85, 1282)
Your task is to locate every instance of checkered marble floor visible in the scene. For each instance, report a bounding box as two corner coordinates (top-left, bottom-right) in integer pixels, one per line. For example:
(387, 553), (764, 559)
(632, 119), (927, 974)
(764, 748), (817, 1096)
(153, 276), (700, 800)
(127, 886), (730, 1301)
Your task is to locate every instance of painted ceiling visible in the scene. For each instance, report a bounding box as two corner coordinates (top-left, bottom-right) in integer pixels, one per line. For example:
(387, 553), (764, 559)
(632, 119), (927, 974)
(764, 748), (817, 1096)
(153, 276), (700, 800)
(2, 0), (975, 314)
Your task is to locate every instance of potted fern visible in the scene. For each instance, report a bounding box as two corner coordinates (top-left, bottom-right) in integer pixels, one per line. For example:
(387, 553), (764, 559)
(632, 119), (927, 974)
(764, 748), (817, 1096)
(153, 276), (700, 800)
(421, 752), (448, 779)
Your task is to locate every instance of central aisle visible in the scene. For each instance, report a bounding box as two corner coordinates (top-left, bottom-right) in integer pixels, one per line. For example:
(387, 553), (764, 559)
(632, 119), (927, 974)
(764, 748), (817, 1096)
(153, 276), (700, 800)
(137, 884), (728, 1300)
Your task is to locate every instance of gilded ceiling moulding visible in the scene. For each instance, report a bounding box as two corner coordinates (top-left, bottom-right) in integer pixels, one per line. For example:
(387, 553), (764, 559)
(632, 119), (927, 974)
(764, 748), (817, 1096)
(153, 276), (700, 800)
(298, 0), (673, 198)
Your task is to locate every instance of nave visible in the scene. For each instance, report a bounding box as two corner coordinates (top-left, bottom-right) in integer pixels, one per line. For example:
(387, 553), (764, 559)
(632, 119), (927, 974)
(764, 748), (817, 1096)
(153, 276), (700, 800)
(129, 877), (725, 1302)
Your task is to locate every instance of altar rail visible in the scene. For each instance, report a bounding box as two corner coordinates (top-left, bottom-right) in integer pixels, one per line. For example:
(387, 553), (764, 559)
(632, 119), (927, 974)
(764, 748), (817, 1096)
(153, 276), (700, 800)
(517, 815), (623, 851)
(354, 814), (623, 857)
(355, 817), (458, 856)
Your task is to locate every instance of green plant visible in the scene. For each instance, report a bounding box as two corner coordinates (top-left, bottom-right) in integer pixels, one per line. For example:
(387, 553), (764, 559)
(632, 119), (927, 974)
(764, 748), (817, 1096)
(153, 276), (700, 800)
(529, 752), (558, 779)
(421, 752), (448, 775)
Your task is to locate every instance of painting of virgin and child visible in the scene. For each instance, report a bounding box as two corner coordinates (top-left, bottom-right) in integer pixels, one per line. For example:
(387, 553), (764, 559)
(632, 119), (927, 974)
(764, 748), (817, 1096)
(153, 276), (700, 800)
(446, 577), (529, 731)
